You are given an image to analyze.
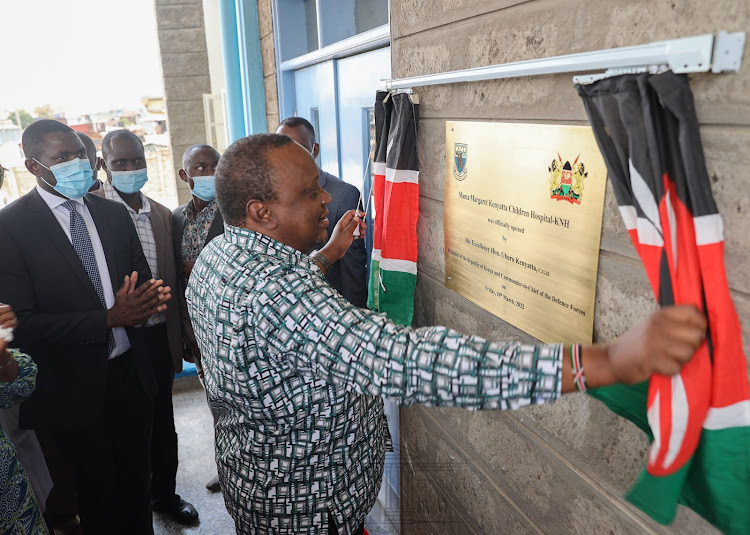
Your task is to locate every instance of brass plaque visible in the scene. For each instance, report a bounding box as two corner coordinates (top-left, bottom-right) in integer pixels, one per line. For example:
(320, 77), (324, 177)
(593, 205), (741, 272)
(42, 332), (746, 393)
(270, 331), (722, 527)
(445, 121), (608, 344)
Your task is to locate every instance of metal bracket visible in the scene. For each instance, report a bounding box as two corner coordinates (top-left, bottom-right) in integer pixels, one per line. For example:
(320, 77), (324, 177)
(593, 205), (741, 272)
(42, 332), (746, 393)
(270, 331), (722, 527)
(574, 31), (746, 84)
(712, 31), (746, 73)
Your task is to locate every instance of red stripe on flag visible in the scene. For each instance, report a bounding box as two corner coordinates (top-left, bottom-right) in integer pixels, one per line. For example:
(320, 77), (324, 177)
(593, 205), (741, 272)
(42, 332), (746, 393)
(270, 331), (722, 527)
(647, 175), (711, 475)
(372, 172), (385, 251)
(698, 242), (750, 409)
(629, 233), (663, 298)
(380, 179), (419, 262)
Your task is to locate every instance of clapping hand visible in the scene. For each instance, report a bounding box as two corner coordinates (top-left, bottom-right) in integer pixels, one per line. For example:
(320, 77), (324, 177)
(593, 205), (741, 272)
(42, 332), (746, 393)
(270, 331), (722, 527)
(107, 271), (173, 328)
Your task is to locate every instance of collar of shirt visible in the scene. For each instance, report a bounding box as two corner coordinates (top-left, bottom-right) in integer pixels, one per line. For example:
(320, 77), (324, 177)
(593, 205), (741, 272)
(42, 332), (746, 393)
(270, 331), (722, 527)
(183, 198), (217, 221)
(102, 181), (151, 217)
(36, 185), (85, 210)
(224, 224), (319, 273)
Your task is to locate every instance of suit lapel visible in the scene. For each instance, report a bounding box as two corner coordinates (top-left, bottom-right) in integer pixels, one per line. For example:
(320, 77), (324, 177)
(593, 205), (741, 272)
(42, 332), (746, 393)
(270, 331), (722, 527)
(207, 210), (224, 242)
(28, 190), (101, 304)
(85, 196), (119, 293)
(174, 210), (186, 246)
(149, 203), (168, 275)
(321, 179), (341, 238)
(318, 168), (329, 188)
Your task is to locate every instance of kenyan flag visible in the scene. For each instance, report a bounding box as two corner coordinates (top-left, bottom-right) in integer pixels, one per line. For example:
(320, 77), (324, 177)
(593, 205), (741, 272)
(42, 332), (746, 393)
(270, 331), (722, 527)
(577, 72), (750, 533)
(367, 91), (419, 326)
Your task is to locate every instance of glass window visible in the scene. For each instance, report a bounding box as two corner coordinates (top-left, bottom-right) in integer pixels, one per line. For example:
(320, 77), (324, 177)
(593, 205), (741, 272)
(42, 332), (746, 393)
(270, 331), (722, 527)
(355, 0), (388, 34)
(310, 107), (321, 167)
(364, 107), (376, 217)
(304, 0), (319, 52)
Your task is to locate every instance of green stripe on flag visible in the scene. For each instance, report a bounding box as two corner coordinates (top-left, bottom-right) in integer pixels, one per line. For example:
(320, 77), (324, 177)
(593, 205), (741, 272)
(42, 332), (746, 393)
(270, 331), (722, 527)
(588, 382), (651, 437)
(590, 385), (750, 534)
(367, 258), (380, 312)
(627, 460), (691, 525)
(368, 263), (416, 327)
(680, 426), (750, 534)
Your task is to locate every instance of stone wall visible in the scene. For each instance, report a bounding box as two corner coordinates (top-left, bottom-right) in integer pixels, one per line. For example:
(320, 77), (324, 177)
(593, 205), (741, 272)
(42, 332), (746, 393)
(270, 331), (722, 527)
(392, 0), (749, 533)
(154, 0), (212, 205)
(258, 0), (279, 131)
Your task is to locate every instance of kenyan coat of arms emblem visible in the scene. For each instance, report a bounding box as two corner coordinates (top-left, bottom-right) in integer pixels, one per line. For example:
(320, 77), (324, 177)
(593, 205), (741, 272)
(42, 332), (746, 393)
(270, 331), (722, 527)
(549, 154), (587, 204)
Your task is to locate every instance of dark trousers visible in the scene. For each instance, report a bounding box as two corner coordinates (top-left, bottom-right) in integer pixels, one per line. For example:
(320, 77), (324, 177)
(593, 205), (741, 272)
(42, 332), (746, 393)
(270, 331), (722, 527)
(144, 323), (179, 503)
(53, 350), (154, 535)
(36, 429), (79, 523)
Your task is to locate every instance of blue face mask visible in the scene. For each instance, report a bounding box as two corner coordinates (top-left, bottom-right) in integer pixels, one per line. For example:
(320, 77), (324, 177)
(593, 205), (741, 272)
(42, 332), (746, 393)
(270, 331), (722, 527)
(34, 158), (95, 199)
(190, 175), (215, 201)
(110, 168), (148, 194)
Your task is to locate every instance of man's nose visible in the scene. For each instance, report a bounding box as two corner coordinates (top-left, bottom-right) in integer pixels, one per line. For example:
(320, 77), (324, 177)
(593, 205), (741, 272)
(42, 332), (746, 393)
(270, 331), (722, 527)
(322, 189), (332, 206)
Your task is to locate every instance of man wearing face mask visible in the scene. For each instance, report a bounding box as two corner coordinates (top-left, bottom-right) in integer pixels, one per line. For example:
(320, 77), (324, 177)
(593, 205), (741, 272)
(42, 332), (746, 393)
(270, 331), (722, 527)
(97, 129), (199, 525)
(76, 132), (103, 192)
(276, 118), (368, 308)
(0, 119), (171, 535)
(172, 143), (223, 491)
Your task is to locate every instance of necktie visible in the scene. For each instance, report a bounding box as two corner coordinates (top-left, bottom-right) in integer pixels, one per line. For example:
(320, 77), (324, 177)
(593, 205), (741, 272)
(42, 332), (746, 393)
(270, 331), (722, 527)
(62, 200), (115, 357)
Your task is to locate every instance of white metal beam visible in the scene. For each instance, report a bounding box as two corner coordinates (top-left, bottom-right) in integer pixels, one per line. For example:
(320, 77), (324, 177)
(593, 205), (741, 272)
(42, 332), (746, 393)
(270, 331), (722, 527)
(380, 31), (745, 90)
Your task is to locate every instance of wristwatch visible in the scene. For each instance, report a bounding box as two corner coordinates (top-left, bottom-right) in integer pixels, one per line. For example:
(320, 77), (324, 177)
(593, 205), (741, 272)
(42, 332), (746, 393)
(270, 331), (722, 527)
(309, 250), (333, 271)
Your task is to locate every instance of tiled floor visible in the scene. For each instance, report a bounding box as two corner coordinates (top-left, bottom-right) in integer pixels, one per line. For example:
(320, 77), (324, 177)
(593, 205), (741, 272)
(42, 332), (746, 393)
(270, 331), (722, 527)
(153, 378), (235, 535)
(155, 378), (400, 535)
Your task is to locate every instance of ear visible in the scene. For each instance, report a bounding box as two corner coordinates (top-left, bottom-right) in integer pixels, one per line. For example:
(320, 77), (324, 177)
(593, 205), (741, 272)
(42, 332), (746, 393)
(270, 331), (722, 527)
(99, 158), (113, 182)
(95, 157), (103, 171)
(312, 143), (320, 160)
(245, 199), (277, 230)
(178, 169), (189, 183)
(24, 158), (40, 176)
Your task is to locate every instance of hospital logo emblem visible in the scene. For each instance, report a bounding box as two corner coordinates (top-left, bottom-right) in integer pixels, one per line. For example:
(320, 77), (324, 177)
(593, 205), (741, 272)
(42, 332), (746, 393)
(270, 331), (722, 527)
(453, 143), (468, 181)
(549, 154), (587, 204)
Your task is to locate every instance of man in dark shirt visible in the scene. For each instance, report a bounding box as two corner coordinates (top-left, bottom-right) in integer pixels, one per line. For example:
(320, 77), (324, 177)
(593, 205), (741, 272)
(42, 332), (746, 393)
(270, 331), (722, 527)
(0, 119), (171, 535)
(277, 118), (368, 307)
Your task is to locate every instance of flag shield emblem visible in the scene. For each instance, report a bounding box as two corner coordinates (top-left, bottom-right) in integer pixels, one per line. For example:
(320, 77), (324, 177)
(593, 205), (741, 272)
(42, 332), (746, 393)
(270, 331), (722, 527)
(453, 143), (468, 180)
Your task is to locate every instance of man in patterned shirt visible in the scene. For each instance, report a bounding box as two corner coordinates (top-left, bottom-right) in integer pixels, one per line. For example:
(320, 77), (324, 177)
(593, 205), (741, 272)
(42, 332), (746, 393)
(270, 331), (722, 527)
(173, 144), (224, 371)
(186, 134), (706, 535)
(172, 143), (224, 491)
(100, 130), (199, 524)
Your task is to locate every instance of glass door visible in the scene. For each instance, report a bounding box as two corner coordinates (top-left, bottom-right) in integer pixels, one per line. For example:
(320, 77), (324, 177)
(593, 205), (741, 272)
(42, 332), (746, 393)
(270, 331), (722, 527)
(292, 60), (340, 176)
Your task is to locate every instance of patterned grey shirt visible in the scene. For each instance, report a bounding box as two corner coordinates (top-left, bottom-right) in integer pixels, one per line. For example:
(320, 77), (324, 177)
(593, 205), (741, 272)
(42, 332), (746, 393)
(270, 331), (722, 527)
(102, 181), (165, 326)
(186, 225), (564, 535)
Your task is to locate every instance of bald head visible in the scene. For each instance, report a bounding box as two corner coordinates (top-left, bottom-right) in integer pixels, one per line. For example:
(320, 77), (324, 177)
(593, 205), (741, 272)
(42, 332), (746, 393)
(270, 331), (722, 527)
(276, 117), (317, 157)
(182, 144), (219, 169)
(101, 129), (143, 160)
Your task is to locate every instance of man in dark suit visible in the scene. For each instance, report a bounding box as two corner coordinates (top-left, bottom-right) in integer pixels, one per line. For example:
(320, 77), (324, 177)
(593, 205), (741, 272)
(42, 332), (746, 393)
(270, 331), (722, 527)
(0, 120), (170, 535)
(276, 118), (368, 307)
(96, 129), (198, 524)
